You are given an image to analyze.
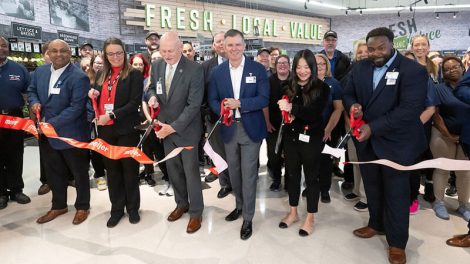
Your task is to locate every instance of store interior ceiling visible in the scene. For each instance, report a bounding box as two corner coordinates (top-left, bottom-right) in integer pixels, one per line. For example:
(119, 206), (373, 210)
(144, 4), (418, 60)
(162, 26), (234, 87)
(224, 0), (470, 17)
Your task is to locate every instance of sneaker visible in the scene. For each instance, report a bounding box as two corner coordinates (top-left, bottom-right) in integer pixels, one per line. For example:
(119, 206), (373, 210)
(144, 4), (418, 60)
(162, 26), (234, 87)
(445, 186), (457, 197)
(159, 184), (170, 196)
(269, 182), (281, 192)
(354, 201), (368, 212)
(433, 201), (450, 220)
(457, 205), (470, 222)
(96, 177), (107, 191)
(344, 193), (360, 201)
(166, 185), (174, 197)
(409, 199), (419, 215)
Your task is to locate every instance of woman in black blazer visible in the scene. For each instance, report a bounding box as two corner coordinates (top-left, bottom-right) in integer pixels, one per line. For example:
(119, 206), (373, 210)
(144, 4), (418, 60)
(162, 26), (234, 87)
(89, 37), (143, 227)
(278, 49), (330, 236)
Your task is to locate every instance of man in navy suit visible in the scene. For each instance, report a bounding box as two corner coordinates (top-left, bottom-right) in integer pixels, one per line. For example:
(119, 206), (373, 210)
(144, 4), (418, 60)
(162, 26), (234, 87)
(208, 29), (269, 240)
(343, 28), (428, 264)
(28, 39), (91, 225)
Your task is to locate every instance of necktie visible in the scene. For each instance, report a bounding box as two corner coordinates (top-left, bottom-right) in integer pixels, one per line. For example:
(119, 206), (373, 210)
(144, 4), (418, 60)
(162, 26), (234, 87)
(165, 65), (174, 96)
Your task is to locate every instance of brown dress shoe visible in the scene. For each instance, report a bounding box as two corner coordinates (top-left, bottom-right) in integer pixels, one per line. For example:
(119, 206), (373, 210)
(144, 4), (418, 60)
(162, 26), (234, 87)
(167, 207), (189, 222)
(446, 234), (470, 247)
(388, 247), (406, 264)
(37, 208), (68, 224)
(353, 226), (381, 238)
(72, 210), (89, 225)
(38, 184), (50, 195)
(186, 217), (202, 233)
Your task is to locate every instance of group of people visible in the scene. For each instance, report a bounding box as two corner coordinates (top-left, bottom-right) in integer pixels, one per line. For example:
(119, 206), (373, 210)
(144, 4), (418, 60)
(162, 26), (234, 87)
(1, 24), (470, 264)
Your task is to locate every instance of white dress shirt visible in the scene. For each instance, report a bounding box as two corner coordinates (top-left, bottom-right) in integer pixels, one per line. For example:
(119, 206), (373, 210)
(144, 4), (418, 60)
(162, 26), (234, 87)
(217, 55), (226, 65)
(48, 63), (69, 96)
(229, 56), (245, 118)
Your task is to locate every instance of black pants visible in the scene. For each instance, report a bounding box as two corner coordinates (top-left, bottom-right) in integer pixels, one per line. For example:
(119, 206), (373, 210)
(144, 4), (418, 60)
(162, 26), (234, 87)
(284, 136), (322, 213)
(410, 122), (434, 202)
(266, 131), (285, 185)
(99, 126), (140, 216)
(39, 133), (75, 184)
(357, 144), (410, 249)
(90, 151), (106, 178)
(0, 121), (24, 196)
(142, 130), (168, 179)
(319, 152), (333, 193)
(40, 137), (90, 210)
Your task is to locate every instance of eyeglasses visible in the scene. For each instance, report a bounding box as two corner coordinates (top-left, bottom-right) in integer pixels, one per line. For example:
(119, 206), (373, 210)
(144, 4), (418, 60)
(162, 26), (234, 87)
(106, 51), (124, 58)
(443, 64), (462, 73)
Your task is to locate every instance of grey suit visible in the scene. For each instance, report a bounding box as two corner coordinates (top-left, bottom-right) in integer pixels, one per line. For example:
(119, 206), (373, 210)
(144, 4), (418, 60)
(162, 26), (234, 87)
(148, 56), (204, 217)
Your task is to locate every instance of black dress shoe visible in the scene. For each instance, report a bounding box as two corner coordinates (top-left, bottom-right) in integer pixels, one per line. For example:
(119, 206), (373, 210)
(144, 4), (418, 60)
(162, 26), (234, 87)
(0, 195), (8, 209)
(205, 173), (218, 183)
(225, 208), (242, 221)
(145, 176), (156, 187)
(269, 182), (281, 192)
(107, 213), (124, 228)
(240, 220), (253, 240)
(10, 192), (31, 204)
(321, 192), (331, 203)
(301, 189), (307, 197)
(341, 181), (354, 190)
(217, 187), (232, 198)
(129, 211), (140, 224)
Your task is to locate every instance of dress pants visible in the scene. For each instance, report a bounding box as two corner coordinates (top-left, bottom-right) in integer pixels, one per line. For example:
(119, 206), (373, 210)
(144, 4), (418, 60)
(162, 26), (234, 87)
(206, 120), (231, 187)
(0, 116), (24, 196)
(224, 122), (261, 221)
(357, 143), (410, 249)
(265, 131), (284, 186)
(163, 138), (204, 217)
(142, 130), (168, 178)
(40, 136), (90, 210)
(99, 126), (140, 216)
(284, 135), (322, 213)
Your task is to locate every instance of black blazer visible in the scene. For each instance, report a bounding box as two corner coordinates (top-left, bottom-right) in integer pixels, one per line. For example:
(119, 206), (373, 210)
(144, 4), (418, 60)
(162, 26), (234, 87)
(94, 69), (143, 135)
(343, 51), (428, 164)
(202, 56), (220, 123)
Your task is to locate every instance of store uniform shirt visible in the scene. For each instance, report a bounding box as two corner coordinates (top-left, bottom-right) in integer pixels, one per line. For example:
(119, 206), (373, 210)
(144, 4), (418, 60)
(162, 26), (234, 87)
(0, 59), (30, 110)
(322, 76), (342, 123)
(98, 66), (121, 125)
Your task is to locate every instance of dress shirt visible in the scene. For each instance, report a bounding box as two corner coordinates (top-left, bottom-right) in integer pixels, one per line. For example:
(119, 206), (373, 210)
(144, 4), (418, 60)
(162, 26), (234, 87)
(229, 56), (245, 118)
(373, 50), (398, 90)
(48, 63), (69, 96)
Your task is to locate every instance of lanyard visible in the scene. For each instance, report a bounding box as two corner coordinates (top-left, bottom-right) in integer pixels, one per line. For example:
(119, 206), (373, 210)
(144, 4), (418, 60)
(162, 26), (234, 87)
(107, 72), (120, 101)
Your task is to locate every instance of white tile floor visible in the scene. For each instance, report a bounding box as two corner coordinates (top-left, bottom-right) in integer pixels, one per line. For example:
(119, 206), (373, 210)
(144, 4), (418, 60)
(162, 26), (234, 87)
(0, 142), (469, 264)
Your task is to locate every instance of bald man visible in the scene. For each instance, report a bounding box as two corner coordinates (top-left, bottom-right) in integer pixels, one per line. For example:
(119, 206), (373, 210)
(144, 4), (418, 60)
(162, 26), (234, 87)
(28, 39), (91, 225)
(148, 32), (204, 233)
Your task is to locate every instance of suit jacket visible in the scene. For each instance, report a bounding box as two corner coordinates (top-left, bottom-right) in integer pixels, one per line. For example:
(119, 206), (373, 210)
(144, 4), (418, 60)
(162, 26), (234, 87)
(147, 56), (204, 145)
(27, 63), (90, 150)
(93, 69), (143, 136)
(208, 56), (269, 143)
(202, 56), (220, 123)
(343, 51), (428, 164)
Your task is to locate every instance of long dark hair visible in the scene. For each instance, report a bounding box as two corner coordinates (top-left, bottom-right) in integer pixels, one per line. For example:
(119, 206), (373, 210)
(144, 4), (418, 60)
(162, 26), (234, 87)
(97, 37), (131, 85)
(287, 49), (323, 105)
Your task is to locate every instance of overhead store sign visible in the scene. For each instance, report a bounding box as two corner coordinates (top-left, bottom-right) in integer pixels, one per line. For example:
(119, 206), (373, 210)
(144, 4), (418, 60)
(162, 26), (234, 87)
(123, 0), (329, 44)
(11, 22), (42, 40)
(57, 31), (79, 45)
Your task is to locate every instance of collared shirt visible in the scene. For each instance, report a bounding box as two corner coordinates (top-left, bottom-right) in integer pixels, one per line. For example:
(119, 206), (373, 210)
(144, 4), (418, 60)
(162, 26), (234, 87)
(0, 59), (30, 109)
(373, 50), (398, 90)
(48, 63), (69, 96)
(229, 56), (245, 118)
(165, 58), (180, 88)
(217, 55), (226, 65)
(321, 50), (337, 75)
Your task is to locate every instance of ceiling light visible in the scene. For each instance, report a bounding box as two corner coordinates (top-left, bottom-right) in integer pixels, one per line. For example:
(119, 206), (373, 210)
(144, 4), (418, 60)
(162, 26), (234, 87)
(360, 10), (363, 15)
(435, 13), (439, 19)
(453, 12), (457, 18)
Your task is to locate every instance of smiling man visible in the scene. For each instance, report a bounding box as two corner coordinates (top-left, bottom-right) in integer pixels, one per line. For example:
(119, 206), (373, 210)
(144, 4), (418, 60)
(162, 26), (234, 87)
(320, 30), (351, 81)
(208, 29), (269, 240)
(343, 27), (428, 264)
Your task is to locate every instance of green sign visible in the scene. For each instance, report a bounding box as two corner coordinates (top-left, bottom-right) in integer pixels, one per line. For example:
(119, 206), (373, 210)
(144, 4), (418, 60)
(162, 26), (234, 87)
(393, 36), (409, 50)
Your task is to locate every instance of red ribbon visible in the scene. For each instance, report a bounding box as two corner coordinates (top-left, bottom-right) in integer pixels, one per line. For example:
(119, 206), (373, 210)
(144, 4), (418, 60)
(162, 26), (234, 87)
(91, 97), (99, 120)
(349, 111), (365, 139)
(220, 99), (233, 126)
(151, 106), (162, 132)
(281, 95), (292, 124)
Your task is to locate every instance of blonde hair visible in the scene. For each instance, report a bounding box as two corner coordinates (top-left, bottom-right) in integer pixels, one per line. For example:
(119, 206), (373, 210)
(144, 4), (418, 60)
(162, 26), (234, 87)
(411, 35), (438, 80)
(353, 40), (367, 62)
(314, 53), (332, 78)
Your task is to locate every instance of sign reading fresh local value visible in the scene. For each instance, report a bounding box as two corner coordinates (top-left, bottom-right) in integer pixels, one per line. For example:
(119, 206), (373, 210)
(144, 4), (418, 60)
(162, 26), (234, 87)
(11, 22), (42, 40)
(124, 0), (329, 44)
(57, 31), (79, 45)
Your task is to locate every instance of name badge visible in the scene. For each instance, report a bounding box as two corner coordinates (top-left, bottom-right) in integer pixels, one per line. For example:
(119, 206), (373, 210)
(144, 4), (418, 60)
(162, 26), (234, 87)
(156, 81), (163, 95)
(385, 72), (399, 80)
(50, 87), (60, 95)
(246, 76), (256, 84)
(299, 133), (310, 143)
(104, 104), (114, 114)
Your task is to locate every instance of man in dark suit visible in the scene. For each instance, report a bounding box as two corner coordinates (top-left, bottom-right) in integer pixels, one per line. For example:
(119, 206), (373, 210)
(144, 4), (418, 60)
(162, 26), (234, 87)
(28, 39), (91, 225)
(201, 31), (233, 198)
(148, 32), (204, 234)
(208, 29), (269, 240)
(343, 28), (428, 264)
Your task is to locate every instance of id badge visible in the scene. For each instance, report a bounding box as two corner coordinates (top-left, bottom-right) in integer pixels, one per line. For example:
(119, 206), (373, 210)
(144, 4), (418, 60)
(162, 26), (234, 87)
(50, 87), (60, 95)
(246, 76), (256, 84)
(156, 81), (163, 95)
(385, 72), (398, 85)
(104, 104), (114, 114)
(299, 133), (310, 143)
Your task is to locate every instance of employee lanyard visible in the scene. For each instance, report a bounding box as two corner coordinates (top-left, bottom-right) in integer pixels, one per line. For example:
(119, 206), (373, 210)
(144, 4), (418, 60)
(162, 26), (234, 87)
(303, 125), (309, 134)
(107, 71), (120, 101)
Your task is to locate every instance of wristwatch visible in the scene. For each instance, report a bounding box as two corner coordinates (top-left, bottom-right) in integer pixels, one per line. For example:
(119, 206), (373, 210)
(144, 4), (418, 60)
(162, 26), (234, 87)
(109, 112), (116, 120)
